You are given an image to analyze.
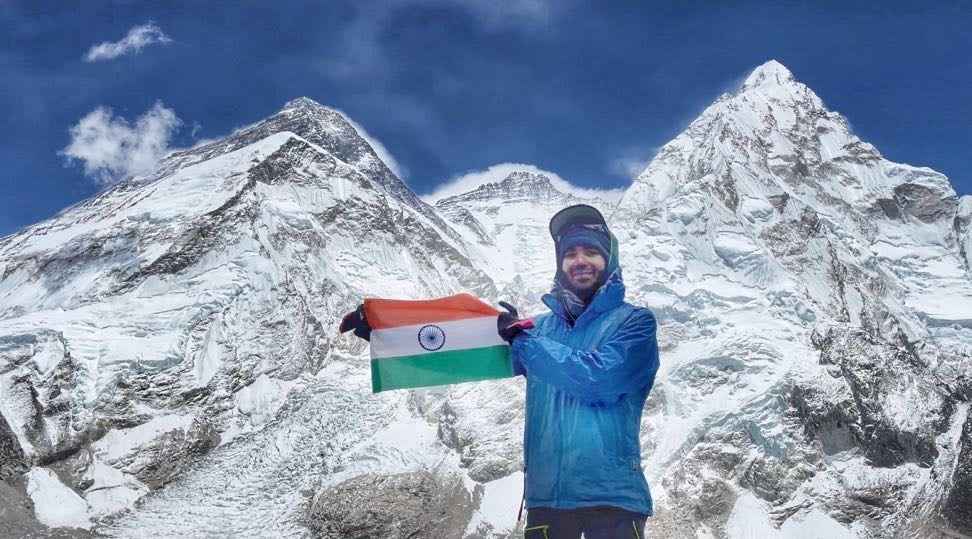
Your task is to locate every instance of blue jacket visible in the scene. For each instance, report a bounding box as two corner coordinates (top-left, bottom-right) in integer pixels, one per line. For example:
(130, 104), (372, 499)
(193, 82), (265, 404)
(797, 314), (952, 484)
(510, 261), (660, 515)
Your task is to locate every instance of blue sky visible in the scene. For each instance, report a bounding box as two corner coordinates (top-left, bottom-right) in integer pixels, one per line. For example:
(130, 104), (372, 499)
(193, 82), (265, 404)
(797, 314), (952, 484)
(2, 1), (970, 236)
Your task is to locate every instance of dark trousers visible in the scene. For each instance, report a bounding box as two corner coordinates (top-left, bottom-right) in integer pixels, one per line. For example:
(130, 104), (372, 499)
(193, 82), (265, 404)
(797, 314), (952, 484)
(524, 506), (647, 539)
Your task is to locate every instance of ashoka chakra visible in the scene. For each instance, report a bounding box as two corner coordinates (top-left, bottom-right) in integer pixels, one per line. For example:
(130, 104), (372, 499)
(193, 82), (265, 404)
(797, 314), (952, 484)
(417, 324), (446, 351)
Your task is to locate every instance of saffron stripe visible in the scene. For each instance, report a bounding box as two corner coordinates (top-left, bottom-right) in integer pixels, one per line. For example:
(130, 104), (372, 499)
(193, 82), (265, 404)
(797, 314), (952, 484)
(364, 293), (499, 329)
(370, 344), (512, 392)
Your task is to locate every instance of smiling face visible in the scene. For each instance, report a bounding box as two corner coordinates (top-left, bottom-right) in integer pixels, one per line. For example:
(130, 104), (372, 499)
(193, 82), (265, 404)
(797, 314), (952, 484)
(560, 244), (607, 298)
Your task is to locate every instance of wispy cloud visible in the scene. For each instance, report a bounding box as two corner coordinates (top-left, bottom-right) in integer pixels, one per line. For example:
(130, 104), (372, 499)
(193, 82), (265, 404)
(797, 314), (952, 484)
(421, 163), (625, 204)
(333, 109), (408, 179)
(84, 23), (172, 62)
(314, 0), (560, 183)
(455, 0), (554, 30)
(608, 146), (658, 179)
(321, 0), (557, 81)
(61, 101), (182, 185)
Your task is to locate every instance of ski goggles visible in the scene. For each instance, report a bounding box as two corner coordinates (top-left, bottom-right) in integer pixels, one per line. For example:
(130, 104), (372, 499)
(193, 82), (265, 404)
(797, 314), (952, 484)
(549, 204), (609, 241)
(554, 223), (610, 244)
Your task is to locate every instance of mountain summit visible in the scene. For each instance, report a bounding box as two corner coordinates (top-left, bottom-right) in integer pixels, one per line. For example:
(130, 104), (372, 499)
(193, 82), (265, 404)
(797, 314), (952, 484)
(436, 170), (572, 205)
(741, 58), (795, 88)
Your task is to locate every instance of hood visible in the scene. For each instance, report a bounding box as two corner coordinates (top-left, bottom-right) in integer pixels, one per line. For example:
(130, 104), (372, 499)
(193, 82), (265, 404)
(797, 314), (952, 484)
(545, 226), (624, 324)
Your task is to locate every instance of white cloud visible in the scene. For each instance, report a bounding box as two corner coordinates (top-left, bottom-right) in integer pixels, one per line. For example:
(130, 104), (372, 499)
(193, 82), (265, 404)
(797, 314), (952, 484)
(421, 163), (626, 204)
(332, 109), (407, 179)
(61, 101), (182, 185)
(84, 23), (172, 62)
(608, 146), (658, 179)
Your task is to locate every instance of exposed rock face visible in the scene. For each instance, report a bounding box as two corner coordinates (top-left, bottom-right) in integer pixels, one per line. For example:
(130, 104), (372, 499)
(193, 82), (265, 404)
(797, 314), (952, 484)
(957, 195), (972, 271)
(0, 410), (27, 480)
(892, 183), (959, 223)
(305, 471), (474, 538)
(436, 171), (574, 206)
(0, 475), (94, 538)
(944, 412), (972, 535)
(0, 331), (96, 466)
(805, 326), (947, 468)
(94, 417), (220, 489)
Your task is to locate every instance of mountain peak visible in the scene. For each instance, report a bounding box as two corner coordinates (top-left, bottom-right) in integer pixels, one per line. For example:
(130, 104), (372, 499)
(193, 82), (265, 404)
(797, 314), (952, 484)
(503, 170), (554, 188)
(742, 59), (795, 89)
(159, 96), (453, 235)
(435, 169), (570, 207)
(281, 96), (328, 113)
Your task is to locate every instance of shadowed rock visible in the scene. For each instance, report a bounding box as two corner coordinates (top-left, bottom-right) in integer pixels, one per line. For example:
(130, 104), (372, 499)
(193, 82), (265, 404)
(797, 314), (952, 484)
(943, 413), (972, 535)
(807, 327), (946, 468)
(0, 476), (93, 538)
(892, 183), (958, 223)
(305, 471), (474, 539)
(0, 413), (27, 480)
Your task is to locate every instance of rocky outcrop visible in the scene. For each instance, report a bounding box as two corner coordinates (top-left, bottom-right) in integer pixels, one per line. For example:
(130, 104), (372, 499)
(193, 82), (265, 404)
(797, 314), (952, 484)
(436, 171), (574, 206)
(94, 416), (219, 490)
(807, 327), (947, 468)
(0, 408), (27, 480)
(0, 331), (96, 466)
(0, 475), (93, 538)
(891, 183), (957, 224)
(943, 412), (972, 535)
(305, 471), (474, 538)
(956, 195), (972, 272)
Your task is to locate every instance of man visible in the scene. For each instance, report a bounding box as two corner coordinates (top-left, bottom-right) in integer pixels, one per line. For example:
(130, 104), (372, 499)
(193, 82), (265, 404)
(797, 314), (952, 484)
(497, 204), (660, 538)
(341, 204), (660, 538)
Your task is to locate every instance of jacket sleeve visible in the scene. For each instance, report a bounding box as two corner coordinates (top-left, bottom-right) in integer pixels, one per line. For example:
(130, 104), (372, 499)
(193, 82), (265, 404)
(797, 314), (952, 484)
(510, 308), (660, 404)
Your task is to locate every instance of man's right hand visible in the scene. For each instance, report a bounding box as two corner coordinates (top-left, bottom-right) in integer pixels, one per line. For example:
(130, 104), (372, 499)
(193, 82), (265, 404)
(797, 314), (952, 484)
(339, 304), (372, 341)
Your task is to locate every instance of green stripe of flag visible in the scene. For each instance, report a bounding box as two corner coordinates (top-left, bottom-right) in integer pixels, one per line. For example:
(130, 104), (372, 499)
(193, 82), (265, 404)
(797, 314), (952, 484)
(371, 344), (512, 392)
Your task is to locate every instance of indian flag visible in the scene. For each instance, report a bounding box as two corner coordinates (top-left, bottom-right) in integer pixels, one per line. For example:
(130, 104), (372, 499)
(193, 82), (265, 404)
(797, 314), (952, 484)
(364, 293), (513, 392)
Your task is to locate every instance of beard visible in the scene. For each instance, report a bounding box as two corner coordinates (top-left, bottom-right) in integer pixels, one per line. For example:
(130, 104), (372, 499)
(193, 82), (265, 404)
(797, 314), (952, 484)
(564, 269), (604, 302)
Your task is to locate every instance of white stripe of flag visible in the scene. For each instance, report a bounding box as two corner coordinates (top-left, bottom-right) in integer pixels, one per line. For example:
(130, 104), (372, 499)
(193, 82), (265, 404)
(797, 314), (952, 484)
(370, 315), (505, 360)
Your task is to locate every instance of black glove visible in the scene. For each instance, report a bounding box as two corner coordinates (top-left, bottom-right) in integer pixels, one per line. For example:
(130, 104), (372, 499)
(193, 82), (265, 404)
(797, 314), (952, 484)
(497, 301), (534, 344)
(339, 304), (372, 341)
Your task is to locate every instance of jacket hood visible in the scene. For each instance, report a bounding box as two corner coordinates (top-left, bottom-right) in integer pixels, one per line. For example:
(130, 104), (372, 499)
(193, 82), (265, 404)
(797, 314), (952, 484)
(546, 226), (624, 323)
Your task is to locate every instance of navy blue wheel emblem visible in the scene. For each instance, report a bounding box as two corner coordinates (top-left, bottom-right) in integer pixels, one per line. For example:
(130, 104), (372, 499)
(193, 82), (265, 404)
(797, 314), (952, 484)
(418, 324), (446, 351)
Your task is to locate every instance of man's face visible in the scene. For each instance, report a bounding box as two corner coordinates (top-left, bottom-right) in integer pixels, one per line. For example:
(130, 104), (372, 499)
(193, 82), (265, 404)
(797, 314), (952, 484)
(560, 244), (607, 296)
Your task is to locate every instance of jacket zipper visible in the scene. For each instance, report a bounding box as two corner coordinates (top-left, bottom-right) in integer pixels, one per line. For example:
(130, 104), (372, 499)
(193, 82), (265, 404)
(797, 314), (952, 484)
(555, 418), (564, 506)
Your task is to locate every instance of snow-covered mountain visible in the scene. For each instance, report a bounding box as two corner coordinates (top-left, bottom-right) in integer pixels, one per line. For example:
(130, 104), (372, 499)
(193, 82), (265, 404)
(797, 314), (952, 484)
(0, 97), (494, 536)
(1, 62), (970, 538)
(611, 60), (972, 538)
